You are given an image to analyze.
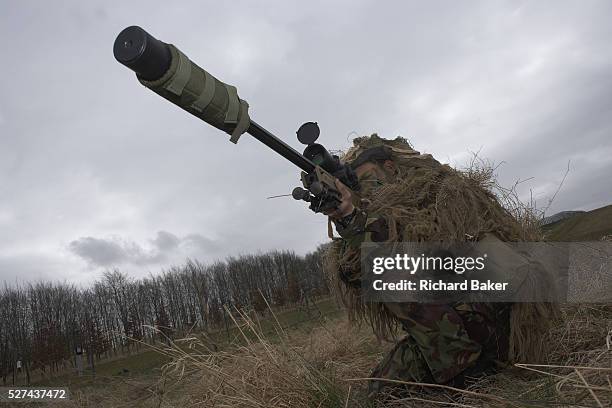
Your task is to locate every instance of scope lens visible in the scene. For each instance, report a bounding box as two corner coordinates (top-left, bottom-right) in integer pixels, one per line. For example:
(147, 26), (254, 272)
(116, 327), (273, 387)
(312, 154), (324, 165)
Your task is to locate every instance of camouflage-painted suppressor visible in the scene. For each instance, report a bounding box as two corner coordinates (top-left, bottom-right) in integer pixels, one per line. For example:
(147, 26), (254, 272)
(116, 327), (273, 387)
(113, 26), (315, 172)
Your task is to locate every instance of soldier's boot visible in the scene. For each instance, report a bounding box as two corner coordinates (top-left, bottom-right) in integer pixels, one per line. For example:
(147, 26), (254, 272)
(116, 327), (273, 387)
(367, 335), (433, 398)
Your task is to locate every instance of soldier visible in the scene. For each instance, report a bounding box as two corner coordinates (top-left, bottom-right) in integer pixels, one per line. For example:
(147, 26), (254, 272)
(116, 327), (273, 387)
(112, 26), (557, 396)
(323, 134), (556, 396)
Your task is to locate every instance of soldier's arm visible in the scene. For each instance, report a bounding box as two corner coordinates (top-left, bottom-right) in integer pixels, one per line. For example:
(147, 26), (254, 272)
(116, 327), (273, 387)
(327, 177), (391, 246)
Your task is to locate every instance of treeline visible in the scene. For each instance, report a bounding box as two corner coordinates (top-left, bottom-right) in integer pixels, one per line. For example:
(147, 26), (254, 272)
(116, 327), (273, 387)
(0, 246), (330, 385)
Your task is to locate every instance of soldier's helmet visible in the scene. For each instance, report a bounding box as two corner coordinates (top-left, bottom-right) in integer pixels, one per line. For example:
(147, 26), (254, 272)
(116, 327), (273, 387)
(341, 134), (436, 169)
(339, 134), (439, 197)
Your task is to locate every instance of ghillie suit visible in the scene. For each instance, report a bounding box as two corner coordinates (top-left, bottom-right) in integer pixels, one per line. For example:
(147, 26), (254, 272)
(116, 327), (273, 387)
(324, 134), (559, 394)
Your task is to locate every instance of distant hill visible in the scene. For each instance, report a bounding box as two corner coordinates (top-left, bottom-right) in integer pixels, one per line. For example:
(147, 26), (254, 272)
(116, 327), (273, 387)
(543, 205), (612, 241)
(541, 211), (586, 226)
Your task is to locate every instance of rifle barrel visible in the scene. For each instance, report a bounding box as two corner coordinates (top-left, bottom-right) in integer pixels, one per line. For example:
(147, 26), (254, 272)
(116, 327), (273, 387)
(248, 121), (315, 173)
(114, 26), (316, 174)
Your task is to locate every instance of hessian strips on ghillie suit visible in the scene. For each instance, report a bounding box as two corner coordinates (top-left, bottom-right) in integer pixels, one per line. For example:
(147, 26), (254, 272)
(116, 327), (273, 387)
(323, 134), (559, 388)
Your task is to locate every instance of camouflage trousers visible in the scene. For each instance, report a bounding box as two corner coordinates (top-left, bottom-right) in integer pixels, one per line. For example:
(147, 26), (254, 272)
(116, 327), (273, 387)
(368, 302), (510, 396)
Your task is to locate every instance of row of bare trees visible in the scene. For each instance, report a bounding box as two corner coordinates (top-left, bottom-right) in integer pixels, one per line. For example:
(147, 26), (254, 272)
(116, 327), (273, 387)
(0, 246), (330, 385)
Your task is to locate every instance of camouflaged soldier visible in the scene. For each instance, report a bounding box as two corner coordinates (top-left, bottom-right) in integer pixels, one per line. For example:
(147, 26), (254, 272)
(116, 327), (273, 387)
(323, 134), (555, 396)
(112, 26), (556, 396)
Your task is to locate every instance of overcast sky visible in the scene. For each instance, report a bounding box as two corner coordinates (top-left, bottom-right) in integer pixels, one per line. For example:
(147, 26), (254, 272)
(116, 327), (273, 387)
(1, 0), (611, 285)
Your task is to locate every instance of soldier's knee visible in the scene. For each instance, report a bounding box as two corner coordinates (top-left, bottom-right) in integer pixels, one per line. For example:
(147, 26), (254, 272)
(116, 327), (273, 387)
(367, 336), (433, 398)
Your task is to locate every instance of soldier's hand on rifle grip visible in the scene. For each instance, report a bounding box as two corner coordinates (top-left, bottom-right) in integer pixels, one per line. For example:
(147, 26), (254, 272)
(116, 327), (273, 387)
(324, 179), (355, 220)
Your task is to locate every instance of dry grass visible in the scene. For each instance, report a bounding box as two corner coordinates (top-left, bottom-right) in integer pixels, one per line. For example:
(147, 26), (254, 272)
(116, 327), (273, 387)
(147, 307), (383, 407)
(457, 304), (612, 408)
(151, 303), (610, 408)
(461, 151), (543, 241)
(36, 302), (610, 408)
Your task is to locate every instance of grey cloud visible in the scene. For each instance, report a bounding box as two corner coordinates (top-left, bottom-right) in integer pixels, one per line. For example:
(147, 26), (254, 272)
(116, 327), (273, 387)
(152, 231), (180, 251)
(69, 237), (139, 266)
(182, 234), (222, 253)
(68, 231), (222, 269)
(68, 236), (152, 266)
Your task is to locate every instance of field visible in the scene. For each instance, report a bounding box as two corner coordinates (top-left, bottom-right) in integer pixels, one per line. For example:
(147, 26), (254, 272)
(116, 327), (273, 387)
(22, 299), (610, 407)
(27, 298), (353, 406)
(32, 298), (343, 388)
